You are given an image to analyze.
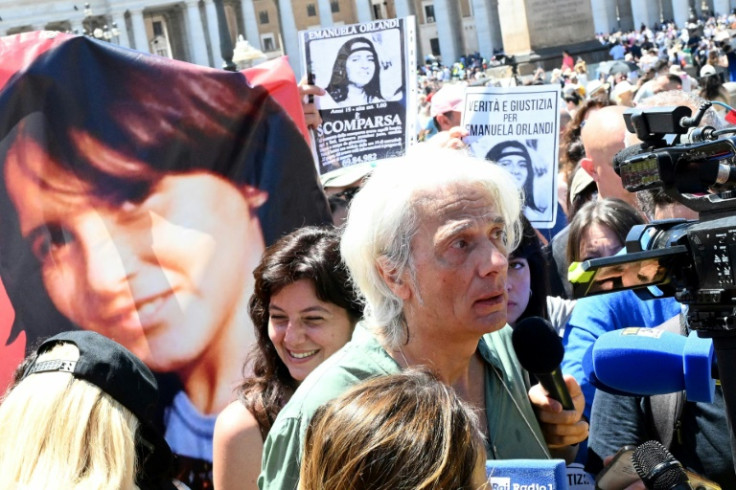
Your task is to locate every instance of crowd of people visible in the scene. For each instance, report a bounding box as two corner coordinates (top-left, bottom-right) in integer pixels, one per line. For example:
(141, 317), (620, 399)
(3, 11), (736, 490)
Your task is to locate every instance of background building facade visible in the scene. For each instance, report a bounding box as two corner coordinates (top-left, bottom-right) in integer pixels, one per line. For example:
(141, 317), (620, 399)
(1, 0), (734, 75)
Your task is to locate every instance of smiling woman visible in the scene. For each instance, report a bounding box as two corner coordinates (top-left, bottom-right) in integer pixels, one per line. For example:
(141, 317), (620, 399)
(212, 226), (363, 490)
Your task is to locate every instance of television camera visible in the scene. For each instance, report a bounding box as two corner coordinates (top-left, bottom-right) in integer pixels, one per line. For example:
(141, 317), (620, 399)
(568, 102), (736, 471)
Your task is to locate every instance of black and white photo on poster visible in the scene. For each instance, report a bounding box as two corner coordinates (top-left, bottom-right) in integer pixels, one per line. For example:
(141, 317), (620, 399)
(462, 85), (560, 229)
(300, 17), (415, 173)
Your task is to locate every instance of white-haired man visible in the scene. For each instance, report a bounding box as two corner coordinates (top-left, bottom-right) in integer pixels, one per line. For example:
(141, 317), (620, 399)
(258, 148), (588, 489)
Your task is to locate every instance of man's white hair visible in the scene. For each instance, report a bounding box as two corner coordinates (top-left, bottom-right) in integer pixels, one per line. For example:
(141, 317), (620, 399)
(340, 146), (523, 350)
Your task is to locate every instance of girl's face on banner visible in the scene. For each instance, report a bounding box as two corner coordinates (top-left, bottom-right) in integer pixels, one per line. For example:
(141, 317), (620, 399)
(4, 135), (264, 372)
(346, 50), (375, 88)
(498, 155), (529, 189)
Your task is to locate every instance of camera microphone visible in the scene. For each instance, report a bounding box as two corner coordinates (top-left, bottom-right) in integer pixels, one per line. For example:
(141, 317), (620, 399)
(633, 440), (692, 490)
(585, 328), (717, 403)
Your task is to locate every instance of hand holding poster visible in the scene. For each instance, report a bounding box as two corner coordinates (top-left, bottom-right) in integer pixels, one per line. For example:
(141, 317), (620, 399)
(300, 18), (416, 173)
(462, 85), (560, 229)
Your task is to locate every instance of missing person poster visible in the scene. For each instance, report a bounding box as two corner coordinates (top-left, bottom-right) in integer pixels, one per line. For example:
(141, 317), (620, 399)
(462, 85), (560, 229)
(300, 17), (416, 173)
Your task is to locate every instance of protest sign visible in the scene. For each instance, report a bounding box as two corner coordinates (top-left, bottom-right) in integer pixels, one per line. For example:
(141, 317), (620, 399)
(300, 17), (416, 173)
(463, 84), (560, 229)
(0, 31), (331, 489)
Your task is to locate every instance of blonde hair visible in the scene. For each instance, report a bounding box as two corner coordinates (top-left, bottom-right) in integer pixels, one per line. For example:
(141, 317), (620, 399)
(0, 343), (140, 490)
(299, 369), (485, 489)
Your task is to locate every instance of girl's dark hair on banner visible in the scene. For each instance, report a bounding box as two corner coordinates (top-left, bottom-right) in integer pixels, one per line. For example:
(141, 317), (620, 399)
(0, 35), (330, 487)
(325, 36), (383, 106)
(486, 140), (543, 215)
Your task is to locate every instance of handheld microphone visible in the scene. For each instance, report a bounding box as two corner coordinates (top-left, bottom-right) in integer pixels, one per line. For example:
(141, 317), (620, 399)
(512, 317), (574, 410)
(633, 440), (692, 490)
(586, 328), (717, 403)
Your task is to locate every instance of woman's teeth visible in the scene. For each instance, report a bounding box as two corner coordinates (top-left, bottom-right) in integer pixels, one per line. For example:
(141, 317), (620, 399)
(290, 349), (318, 359)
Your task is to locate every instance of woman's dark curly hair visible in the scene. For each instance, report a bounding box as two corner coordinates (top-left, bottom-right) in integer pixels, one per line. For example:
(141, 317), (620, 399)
(237, 225), (363, 438)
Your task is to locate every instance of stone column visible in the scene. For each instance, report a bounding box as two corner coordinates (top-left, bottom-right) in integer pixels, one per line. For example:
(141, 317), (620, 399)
(111, 12), (131, 48)
(130, 9), (150, 53)
(671, 0), (690, 28)
(355, 0), (374, 23)
(277, 0), (301, 73)
(471, 0), (502, 57)
(589, 0), (612, 34)
(318, 0), (334, 26)
(630, 1), (657, 30)
(204, 0), (220, 66)
(433, 0), (463, 65)
(184, 0), (210, 66)
(393, 0), (415, 18)
(714, 0), (730, 15)
(241, 0), (262, 50)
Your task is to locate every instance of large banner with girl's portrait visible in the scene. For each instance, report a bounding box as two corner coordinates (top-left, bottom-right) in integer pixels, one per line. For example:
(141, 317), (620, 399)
(0, 30), (331, 489)
(300, 17), (416, 173)
(462, 84), (561, 229)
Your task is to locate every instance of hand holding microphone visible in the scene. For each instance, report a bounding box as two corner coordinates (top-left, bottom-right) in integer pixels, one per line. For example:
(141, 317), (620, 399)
(513, 317), (588, 448)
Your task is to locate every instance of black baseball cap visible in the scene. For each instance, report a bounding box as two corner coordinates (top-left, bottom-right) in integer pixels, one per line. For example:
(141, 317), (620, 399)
(23, 330), (175, 489)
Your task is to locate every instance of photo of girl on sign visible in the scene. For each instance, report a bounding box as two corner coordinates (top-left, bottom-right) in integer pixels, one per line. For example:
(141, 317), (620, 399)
(486, 139), (551, 222)
(322, 36), (386, 109)
(300, 18), (414, 173)
(0, 33), (331, 489)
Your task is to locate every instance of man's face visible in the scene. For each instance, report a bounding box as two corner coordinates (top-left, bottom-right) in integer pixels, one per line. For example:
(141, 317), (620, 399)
(582, 107), (639, 209)
(5, 137), (265, 372)
(397, 183), (510, 341)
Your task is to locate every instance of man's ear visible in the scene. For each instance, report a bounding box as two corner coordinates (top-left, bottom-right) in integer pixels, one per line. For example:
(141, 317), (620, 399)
(580, 157), (598, 181)
(376, 256), (411, 300)
(435, 113), (450, 132)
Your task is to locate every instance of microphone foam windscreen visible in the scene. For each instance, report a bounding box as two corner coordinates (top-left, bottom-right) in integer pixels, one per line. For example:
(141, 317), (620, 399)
(512, 317), (563, 373)
(592, 328), (686, 395)
(633, 441), (689, 490)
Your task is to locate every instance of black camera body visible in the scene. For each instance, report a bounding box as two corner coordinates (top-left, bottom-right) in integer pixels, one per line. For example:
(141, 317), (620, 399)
(570, 104), (736, 335)
(569, 102), (736, 472)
